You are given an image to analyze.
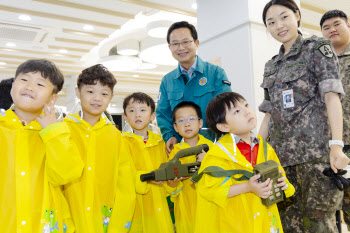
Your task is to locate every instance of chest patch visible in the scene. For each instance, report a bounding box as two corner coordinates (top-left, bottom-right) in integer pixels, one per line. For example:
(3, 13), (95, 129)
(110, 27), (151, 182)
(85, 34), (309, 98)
(199, 77), (207, 86)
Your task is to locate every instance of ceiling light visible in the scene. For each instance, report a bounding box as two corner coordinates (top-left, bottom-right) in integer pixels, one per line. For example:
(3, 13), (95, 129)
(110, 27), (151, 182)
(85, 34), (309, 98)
(6, 42), (16, 47)
(147, 21), (172, 38)
(19, 15), (32, 21)
(139, 62), (157, 70)
(192, 3), (197, 10)
(0, 62), (7, 65)
(117, 40), (139, 56)
(83, 25), (94, 31)
(99, 55), (142, 71)
(139, 38), (177, 66)
(132, 74), (140, 78)
(59, 49), (68, 53)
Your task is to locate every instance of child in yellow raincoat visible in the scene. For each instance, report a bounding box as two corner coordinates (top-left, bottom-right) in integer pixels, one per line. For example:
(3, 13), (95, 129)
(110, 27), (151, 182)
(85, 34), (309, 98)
(194, 92), (295, 233)
(122, 92), (174, 233)
(166, 101), (213, 233)
(63, 64), (135, 233)
(0, 59), (84, 233)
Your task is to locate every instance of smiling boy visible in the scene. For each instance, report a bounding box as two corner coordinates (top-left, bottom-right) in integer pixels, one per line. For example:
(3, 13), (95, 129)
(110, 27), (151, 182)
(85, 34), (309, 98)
(64, 64), (135, 233)
(0, 59), (84, 233)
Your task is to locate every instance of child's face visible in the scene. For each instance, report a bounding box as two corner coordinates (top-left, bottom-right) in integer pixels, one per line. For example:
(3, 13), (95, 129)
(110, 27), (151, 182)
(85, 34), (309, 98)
(11, 72), (57, 114)
(174, 107), (203, 140)
(76, 81), (113, 118)
(123, 99), (155, 131)
(219, 100), (257, 136)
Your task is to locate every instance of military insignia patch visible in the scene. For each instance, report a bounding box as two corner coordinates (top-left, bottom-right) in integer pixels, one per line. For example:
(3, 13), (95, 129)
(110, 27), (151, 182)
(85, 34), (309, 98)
(199, 77), (207, 86)
(318, 44), (333, 58)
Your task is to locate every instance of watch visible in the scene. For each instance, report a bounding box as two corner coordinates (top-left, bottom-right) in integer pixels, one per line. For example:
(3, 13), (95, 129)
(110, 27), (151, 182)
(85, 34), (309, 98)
(329, 140), (344, 148)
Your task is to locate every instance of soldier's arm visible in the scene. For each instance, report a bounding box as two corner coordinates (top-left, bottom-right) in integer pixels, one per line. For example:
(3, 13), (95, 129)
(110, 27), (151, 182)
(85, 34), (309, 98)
(325, 92), (350, 172)
(258, 113), (271, 140)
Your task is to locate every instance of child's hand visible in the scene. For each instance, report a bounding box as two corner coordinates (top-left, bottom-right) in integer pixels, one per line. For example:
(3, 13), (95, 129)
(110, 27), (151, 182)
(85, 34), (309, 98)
(248, 174), (272, 199)
(277, 170), (288, 191)
(36, 102), (58, 129)
(167, 177), (180, 188)
(148, 180), (166, 185)
(196, 149), (206, 162)
(167, 176), (190, 188)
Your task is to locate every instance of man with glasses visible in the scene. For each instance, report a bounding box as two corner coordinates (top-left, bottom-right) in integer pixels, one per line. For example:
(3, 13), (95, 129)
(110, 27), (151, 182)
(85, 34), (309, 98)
(156, 21), (232, 155)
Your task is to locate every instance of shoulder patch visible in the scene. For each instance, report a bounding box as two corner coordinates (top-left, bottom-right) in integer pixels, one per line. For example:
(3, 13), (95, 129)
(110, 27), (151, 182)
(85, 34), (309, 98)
(318, 44), (333, 58)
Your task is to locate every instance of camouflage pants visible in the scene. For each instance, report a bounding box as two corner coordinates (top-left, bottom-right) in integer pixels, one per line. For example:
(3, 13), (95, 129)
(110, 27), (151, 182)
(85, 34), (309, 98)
(343, 149), (350, 230)
(278, 157), (343, 233)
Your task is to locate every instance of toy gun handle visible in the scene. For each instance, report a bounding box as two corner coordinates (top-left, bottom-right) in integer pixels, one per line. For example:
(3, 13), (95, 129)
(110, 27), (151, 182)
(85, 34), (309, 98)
(171, 144), (209, 161)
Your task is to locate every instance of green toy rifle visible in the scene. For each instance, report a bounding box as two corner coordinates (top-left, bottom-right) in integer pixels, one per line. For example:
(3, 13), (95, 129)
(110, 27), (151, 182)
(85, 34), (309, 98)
(140, 144), (209, 182)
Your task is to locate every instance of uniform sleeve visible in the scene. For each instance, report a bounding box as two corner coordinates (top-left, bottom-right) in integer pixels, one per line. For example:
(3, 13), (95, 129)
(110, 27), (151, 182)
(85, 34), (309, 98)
(40, 122), (84, 186)
(214, 66), (232, 95)
(312, 39), (345, 102)
(259, 61), (275, 113)
(156, 79), (178, 143)
(196, 155), (231, 208)
(108, 137), (136, 233)
(267, 143), (295, 198)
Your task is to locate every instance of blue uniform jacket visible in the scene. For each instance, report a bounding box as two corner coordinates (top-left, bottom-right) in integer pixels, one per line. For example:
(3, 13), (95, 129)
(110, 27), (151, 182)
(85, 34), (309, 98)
(156, 56), (232, 142)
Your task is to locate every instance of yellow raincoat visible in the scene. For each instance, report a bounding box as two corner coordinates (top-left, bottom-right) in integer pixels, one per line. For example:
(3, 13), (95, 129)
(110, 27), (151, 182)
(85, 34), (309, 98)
(195, 134), (295, 233)
(0, 109), (84, 233)
(64, 113), (135, 233)
(122, 130), (174, 233)
(167, 135), (213, 233)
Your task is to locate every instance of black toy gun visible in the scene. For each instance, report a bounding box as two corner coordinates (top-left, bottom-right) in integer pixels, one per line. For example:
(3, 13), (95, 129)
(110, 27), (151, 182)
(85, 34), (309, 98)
(140, 144), (209, 182)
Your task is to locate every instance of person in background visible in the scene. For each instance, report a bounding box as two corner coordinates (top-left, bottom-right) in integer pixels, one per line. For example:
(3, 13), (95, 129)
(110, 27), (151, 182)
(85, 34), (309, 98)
(0, 77), (14, 110)
(321, 9), (350, 231)
(156, 21), (232, 155)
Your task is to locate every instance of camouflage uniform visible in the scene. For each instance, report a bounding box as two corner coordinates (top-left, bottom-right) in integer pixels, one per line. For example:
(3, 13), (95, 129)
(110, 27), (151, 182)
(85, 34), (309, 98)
(338, 43), (350, 230)
(259, 35), (345, 233)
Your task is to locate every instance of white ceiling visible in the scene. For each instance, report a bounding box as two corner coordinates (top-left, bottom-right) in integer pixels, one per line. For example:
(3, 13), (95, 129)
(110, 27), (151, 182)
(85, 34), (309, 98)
(0, 0), (348, 113)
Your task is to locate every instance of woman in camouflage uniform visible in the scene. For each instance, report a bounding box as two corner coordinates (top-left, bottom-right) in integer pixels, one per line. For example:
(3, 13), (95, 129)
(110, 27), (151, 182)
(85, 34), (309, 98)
(259, 0), (350, 232)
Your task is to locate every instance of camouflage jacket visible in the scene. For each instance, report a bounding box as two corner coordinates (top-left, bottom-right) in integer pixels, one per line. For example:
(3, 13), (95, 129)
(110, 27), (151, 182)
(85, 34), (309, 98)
(338, 44), (350, 145)
(259, 35), (345, 167)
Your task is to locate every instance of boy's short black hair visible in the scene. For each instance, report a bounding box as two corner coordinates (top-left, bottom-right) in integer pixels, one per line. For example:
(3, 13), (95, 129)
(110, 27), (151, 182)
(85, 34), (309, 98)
(123, 92), (155, 114)
(15, 59), (64, 94)
(0, 77), (14, 110)
(77, 64), (116, 92)
(171, 101), (202, 123)
(206, 92), (246, 134)
(320, 10), (348, 28)
(167, 21), (198, 44)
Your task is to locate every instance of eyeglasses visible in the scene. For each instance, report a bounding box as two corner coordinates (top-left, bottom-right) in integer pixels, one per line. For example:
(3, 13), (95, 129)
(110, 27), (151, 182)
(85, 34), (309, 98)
(169, 40), (194, 50)
(175, 117), (200, 125)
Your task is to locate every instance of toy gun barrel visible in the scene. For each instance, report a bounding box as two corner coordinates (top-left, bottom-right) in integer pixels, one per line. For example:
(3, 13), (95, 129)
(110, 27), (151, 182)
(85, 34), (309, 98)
(140, 144), (209, 182)
(171, 144), (209, 161)
(140, 172), (155, 182)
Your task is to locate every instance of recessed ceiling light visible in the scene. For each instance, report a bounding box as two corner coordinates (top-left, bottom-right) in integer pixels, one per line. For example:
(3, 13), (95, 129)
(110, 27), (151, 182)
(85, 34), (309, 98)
(111, 104), (117, 107)
(0, 62), (6, 65)
(192, 3), (197, 10)
(99, 55), (142, 71)
(132, 74), (140, 78)
(83, 25), (94, 31)
(18, 15), (31, 21)
(6, 42), (16, 47)
(147, 21), (173, 39)
(117, 40), (139, 56)
(59, 49), (68, 53)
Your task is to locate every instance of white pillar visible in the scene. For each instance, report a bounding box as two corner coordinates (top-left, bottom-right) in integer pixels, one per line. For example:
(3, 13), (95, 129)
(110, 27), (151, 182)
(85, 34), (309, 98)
(197, 0), (300, 127)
